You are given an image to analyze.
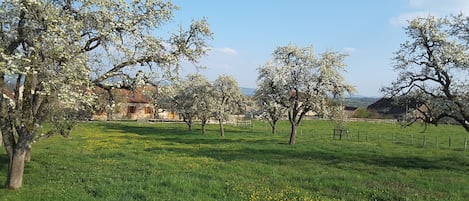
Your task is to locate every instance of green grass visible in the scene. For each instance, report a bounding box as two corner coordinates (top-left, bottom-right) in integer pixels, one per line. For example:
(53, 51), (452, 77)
(0, 120), (468, 200)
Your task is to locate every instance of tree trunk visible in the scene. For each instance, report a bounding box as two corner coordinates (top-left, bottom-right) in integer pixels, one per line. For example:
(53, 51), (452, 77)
(188, 121), (193, 131)
(270, 120), (278, 134)
(201, 119), (207, 134)
(7, 147), (26, 190)
(219, 119), (224, 137)
(289, 123), (297, 145)
(271, 124), (277, 134)
(186, 118), (193, 131)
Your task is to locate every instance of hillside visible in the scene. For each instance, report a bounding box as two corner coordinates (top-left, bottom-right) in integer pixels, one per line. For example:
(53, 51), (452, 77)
(344, 96), (380, 108)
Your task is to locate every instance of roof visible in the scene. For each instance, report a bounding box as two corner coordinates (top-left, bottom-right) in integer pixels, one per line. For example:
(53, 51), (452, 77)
(344, 106), (359, 111)
(367, 97), (421, 117)
(120, 89), (149, 103)
(94, 86), (154, 104)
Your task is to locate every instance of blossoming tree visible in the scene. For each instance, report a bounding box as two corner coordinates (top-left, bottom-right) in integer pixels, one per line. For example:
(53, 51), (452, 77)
(0, 0), (212, 189)
(257, 44), (354, 145)
(383, 15), (469, 132)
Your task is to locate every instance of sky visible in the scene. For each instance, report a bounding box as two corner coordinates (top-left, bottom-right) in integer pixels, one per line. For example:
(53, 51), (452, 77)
(165, 0), (469, 97)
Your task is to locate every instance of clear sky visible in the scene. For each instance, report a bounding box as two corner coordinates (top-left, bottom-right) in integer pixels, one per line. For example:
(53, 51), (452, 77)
(166, 0), (469, 97)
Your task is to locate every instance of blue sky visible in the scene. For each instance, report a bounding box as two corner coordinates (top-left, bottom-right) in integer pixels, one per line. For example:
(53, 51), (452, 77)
(167, 0), (469, 97)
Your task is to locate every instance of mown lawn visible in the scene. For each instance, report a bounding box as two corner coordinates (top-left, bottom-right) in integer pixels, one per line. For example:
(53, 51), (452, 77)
(0, 120), (468, 201)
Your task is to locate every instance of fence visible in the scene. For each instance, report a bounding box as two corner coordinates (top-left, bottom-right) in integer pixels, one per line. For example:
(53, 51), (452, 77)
(252, 124), (468, 151)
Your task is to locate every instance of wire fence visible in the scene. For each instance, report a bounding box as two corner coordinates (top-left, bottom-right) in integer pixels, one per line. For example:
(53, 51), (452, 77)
(251, 124), (468, 151)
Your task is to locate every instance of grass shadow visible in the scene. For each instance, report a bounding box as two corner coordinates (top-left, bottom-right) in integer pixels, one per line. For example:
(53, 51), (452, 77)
(89, 121), (469, 171)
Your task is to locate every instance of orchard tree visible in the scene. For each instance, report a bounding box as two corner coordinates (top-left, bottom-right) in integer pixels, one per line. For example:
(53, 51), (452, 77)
(0, 0), (212, 189)
(383, 14), (469, 132)
(258, 44), (354, 145)
(254, 62), (286, 134)
(212, 75), (243, 137)
(171, 74), (212, 132)
(191, 75), (215, 134)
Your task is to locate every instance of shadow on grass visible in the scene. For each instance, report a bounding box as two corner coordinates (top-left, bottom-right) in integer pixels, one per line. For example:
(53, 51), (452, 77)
(92, 122), (469, 172)
(147, 145), (468, 171)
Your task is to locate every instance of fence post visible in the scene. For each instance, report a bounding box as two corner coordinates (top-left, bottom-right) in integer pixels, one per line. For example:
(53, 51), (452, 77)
(366, 132), (368, 142)
(449, 136), (452, 148)
(423, 134), (427, 146)
(464, 137), (467, 151)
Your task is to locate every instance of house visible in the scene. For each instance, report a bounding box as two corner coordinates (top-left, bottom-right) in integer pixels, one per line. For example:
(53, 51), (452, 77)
(367, 97), (421, 119)
(91, 87), (178, 121)
(344, 106), (359, 117)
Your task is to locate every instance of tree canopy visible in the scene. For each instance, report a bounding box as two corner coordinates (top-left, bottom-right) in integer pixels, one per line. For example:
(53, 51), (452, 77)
(257, 44), (354, 144)
(212, 75), (243, 137)
(0, 0), (212, 189)
(383, 14), (469, 132)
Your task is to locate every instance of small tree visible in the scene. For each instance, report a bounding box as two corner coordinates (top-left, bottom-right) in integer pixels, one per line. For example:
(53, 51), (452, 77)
(254, 62), (287, 134)
(212, 75), (243, 137)
(257, 44), (354, 144)
(382, 14), (469, 132)
(191, 75), (215, 134)
(171, 74), (212, 132)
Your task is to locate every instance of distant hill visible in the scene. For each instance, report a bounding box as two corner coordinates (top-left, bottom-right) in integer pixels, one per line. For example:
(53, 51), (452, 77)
(344, 97), (379, 108)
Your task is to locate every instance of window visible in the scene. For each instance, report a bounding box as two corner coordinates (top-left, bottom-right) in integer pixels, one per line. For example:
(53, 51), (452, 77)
(127, 106), (136, 113)
(144, 107), (153, 114)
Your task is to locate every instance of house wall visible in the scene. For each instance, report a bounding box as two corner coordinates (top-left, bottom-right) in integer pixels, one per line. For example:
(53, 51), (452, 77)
(91, 103), (154, 121)
(125, 103), (154, 120)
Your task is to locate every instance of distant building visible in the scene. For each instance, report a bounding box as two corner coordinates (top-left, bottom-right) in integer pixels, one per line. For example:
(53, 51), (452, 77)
(367, 97), (421, 120)
(344, 106), (359, 117)
(91, 87), (178, 121)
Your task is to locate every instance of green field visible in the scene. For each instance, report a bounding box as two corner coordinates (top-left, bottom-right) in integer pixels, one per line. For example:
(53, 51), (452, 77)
(1, 120), (468, 201)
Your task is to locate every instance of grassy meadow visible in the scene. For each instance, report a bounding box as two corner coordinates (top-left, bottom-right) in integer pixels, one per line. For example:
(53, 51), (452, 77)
(0, 120), (468, 201)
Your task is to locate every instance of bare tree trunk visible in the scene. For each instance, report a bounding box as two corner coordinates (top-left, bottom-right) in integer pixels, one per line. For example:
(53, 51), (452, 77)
(7, 147), (26, 190)
(201, 119), (207, 134)
(289, 123), (297, 145)
(182, 116), (193, 131)
(218, 119), (224, 137)
(270, 120), (278, 134)
(188, 120), (193, 131)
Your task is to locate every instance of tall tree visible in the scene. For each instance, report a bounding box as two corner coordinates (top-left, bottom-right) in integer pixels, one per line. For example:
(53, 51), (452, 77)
(0, 0), (212, 189)
(212, 75), (243, 137)
(382, 14), (469, 132)
(257, 44), (354, 145)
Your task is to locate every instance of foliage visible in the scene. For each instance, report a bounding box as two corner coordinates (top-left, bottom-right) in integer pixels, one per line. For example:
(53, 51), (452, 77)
(212, 75), (243, 136)
(257, 44), (354, 144)
(254, 62), (287, 134)
(0, 0), (212, 189)
(1, 120), (468, 200)
(383, 14), (469, 132)
(171, 74), (214, 132)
